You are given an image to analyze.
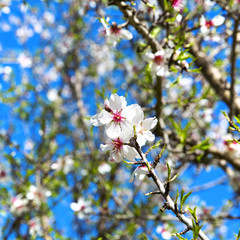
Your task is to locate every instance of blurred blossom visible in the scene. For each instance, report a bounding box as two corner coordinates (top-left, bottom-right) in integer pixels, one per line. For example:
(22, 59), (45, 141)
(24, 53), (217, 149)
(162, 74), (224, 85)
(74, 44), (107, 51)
(16, 26), (34, 43)
(10, 194), (28, 215)
(43, 12), (55, 25)
(41, 29), (51, 40)
(90, 43), (114, 76)
(144, 49), (172, 77)
(57, 25), (66, 34)
(33, 21), (43, 34)
(200, 108), (213, 123)
(171, 0), (183, 12)
(2, 23), (11, 31)
(156, 225), (172, 239)
(26, 185), (51, 206)
(44, 67), (59, 82)
(223, 137), (240, 158)
(51, 156), (74, 174)
(17, 53), (32, 68)
(98, 162), (111, 175)
(70, 197), (92, 219)
(179, 77), (193, 91)
(3, 66), (12, 74)
(100, 18), (133, 47)
(200, 15), (225, 34)
(57, 35), (74, 55)
(9, 15), (21, 25)
(24, 139), (34, 152)
(28, 218), (43, 236)
(47, 89), (58, 102)
(0, 165), (9, 183)
(0, 0), (11, 14)
(20, 3), (29, 12)
(129, 165), (149, 183)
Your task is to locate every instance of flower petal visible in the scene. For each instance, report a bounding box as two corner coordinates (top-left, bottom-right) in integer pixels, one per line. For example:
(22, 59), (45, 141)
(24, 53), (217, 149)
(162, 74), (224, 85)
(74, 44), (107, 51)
(119, 29), (133, 40)
(70, 202), (81, 212)
(109, 93), (127, 111)
(142, 117), (157, 130)
(212, 15), (225, 26)
(105, 123), (122, 138)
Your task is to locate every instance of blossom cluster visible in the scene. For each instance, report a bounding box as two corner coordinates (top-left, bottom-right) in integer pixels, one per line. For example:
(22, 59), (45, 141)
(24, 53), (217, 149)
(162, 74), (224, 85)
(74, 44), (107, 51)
(90, 93), (157, 163)
(10, 185), (51, 216)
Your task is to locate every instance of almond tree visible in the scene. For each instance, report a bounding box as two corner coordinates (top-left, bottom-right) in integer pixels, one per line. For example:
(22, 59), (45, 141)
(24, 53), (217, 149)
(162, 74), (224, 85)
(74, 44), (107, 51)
(0, 0), (240, 239)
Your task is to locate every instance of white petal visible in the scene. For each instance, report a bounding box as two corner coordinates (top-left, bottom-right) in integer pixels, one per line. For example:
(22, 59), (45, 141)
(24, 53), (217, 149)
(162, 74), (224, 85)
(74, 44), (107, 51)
(105, 123), (122, 138)
(100, 142), (113, 152)
(109, 93), (127, 111)
(119, 29), (133, 40)
(136, 133), (146, 147)
(124, 104), (143, 125)
(200, 15), (206, 26)
(122, 145), (138, 161)
(143, 131), (155, 142)
(144, 52), (155, 62)
(201, 26), (208, 34)
(155, 50), (165, 57)
(98, 110), (113, 124)
(111, 151), (122, 162)
(90, 113), (103, 126)
(70, 202), (81, 212)
(142, 117), (157, 130)
(156, 66), (166, 76)
(212, 15), (225, 26)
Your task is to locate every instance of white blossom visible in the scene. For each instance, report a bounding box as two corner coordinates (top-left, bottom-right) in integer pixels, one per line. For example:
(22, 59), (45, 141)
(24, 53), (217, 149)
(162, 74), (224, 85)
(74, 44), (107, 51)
(171, 0), (183, 12)
(90, 93), (138, 138)
(28, 218), (43, 236)
(131, 107), (157, 146)
(51, 157), (74, 174)
(200, 15), (225, 34)
(70, 197), (92, 219)
(100, 134), (139, 162)
(17, 53), (32, 68)
(144, 50), (172, 77)
(129, 165), (149, 183)
(101, 18), (133, 47)
(98, 162), (111, 174)
(10, 194), (28, 215)
(26, 185), (51, 206)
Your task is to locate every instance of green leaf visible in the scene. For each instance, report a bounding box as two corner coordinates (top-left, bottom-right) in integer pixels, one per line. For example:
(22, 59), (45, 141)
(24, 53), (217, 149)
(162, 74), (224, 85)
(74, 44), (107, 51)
(175, 189), (179, 207)
(190, 138), (212, 151)
(188, 207), (198, 224)
(150, 27), (161, 38)
(145, 139), (162, 155)
(187, 67), (202, 73)
(167, 162), (171, 181)
(175, 234), (188, 240)
(192, 219), (202, 239)
(180, 190), (192, 212)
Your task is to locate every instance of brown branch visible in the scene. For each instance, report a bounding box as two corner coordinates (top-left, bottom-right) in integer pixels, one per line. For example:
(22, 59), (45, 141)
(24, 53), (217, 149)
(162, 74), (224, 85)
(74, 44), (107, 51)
(207, 146), (240, 171)
(188, 36), (240, 115)
(229, 16), (240, 120)
(108, 0), (161, 53)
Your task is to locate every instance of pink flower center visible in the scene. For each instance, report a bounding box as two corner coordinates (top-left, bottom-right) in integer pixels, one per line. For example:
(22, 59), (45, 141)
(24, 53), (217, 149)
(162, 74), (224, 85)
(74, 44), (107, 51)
(110, 24), (121, 35)
(112, 138), (123, 150)
(205, 20), (214, 28)
(172, 0), (179, 7)
(29, 221), (37, 228)
(153, 55), (163, 65)
(81, 205), (86, 211)
(0, 170), (6, 178)
(113, 112), (123, 123)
